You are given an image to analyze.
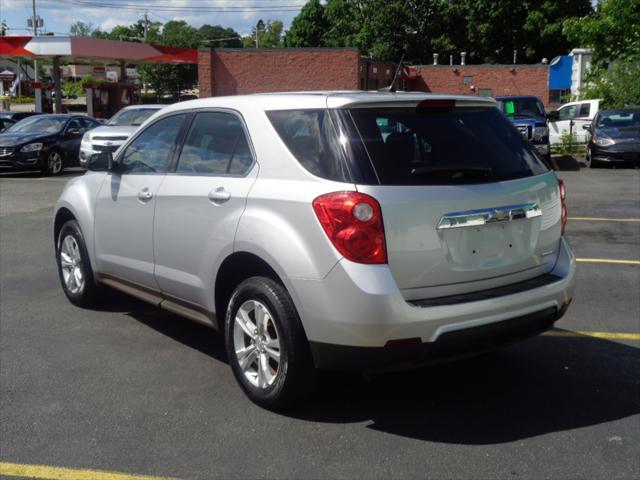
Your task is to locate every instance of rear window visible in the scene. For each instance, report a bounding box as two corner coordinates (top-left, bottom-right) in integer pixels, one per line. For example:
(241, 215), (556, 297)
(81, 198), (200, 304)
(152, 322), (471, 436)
(347, 106), (547, 185)
(268, 106), (547, 185)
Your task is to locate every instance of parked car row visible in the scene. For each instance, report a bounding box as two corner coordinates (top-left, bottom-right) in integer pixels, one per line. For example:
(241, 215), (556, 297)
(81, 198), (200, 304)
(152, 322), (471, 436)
(2, 99), (638, 175)
(0, 106), (163, 175)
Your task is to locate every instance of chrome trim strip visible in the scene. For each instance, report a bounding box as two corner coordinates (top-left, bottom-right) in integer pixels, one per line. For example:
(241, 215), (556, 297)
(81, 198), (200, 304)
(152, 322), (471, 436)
(437, 203), (542, 230)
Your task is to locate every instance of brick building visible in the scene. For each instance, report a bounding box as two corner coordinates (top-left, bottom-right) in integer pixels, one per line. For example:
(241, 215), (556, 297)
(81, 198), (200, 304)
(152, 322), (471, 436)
(197, 48), (551, 106)
(406, 65), (550, 107)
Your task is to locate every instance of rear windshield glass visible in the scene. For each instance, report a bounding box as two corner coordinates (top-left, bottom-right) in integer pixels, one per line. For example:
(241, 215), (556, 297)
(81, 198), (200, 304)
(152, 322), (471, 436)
(496, 98), (545, 118)
(346, 106), (547, 185)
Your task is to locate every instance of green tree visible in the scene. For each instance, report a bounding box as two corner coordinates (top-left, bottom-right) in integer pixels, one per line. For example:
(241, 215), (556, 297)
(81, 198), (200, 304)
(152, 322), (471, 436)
(199, 24), (242, 48)
(284, 0), (328, 47)
(139, 21), (202, 99)
(243, 19), (284, 48)
(580, 58), (640, 107)
(69, 21), (94, 37)
(323, 0), (362, 48)
(564, 0), (640, 64)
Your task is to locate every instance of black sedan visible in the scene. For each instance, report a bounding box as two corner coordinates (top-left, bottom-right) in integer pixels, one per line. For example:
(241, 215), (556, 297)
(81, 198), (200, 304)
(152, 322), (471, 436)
(0, 114), (101, 175)
(0, 111), (42, 122)
(585, 109), (640, 168)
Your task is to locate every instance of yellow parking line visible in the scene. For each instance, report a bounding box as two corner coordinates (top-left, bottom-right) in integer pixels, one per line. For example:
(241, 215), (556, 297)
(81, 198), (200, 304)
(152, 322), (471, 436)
(568, 217), (640, 222)
(576, 258), (640, 265)
(0, 462), (178, 480)
(544, 331), (640, 340)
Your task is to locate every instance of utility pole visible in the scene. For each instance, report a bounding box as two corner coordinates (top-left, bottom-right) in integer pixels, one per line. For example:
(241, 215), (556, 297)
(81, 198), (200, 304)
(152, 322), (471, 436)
(143, 11), (149, 41)
(31, 0), (39, 82)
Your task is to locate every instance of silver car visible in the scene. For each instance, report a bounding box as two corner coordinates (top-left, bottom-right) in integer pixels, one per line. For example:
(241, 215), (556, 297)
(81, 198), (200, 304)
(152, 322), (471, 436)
(54, 92), (575, 409)
(79, 105), (164, 167)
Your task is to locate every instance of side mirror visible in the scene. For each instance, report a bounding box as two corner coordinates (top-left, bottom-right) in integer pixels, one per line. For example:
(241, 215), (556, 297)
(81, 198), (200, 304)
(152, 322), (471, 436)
(582, 124), (592, 132)
(546, 110), (560, 122)
(67, 128), (82, 136)
(87, 152), (113, 172)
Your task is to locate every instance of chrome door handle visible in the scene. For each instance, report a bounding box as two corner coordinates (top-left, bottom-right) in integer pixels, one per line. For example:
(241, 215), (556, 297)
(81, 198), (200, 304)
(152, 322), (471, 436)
(208, 187), (231, 204)
(138, 188), (153, 201)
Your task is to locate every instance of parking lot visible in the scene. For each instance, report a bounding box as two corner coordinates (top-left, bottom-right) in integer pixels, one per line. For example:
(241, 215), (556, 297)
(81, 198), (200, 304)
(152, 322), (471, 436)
(1, 166), (638, 479)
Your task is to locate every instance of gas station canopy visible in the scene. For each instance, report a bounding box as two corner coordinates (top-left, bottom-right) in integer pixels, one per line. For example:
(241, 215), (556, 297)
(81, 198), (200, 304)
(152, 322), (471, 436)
(0, 36), (198, 64)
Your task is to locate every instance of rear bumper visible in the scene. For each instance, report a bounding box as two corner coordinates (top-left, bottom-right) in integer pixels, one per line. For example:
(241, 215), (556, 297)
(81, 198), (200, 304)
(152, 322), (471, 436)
(310, 306), (563, 371)
(288, 236), (575, 370)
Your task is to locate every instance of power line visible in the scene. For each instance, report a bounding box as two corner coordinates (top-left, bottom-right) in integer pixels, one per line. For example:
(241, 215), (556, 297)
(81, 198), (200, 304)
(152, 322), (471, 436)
(57, 0), (305, 13)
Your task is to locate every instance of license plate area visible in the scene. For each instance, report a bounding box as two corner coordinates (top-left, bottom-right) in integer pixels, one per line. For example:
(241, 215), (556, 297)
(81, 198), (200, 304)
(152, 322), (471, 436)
(440, 221), (539, 270)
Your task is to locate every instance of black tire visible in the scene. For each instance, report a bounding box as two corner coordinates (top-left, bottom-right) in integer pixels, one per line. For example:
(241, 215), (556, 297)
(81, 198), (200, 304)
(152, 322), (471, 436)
(56, 219), (101, 307)
(41, 149), (64, 176)
(586, 147), (600, 168)
(225, 276), (315, 410)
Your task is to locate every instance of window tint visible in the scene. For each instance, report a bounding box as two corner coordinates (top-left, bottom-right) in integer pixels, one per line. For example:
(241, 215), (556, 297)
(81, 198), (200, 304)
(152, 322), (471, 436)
(578, 103), (591, 118)
(176, 112), (253, 175)
(120, 114), (185, 174)
(267, 110), (350, 182)
(559, 105), (577, 121)
(497, 98), (545, 117)
(66, 119), (82, 131)
(345, 106), (547, 185)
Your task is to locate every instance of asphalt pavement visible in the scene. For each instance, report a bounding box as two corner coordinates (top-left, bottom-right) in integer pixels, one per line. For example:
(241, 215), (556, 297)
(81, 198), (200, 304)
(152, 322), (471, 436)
(1, 165), (638, 480)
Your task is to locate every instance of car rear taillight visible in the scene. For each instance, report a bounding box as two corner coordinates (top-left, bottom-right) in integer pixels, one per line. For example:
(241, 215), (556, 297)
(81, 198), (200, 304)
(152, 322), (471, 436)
(558, 179), (567, 234)
(312, 191), (387, 264)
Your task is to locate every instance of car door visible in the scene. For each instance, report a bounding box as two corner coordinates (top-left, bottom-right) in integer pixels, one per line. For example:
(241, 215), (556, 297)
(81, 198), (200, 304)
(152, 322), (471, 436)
(93, 113), (188, 289)
(153, 110), (258, 309)
(59, 118), (84, 161)
(549, 101), (594, 144)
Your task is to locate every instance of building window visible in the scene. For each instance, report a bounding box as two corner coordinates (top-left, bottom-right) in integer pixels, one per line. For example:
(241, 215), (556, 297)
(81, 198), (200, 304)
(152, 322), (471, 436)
(463, 75), (473, 85)
(478, 88), (492, 97)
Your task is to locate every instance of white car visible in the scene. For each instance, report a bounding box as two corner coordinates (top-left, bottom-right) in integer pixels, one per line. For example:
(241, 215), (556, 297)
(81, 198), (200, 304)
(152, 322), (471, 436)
(55, 92), (575, 409)
(79, 105), (163, 166)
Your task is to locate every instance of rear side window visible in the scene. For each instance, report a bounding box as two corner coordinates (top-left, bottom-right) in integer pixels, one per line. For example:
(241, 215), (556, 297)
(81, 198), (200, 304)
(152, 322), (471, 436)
(267, 110), (350, 182)
(346, 106), (547, 185)
(176, 111), (253, 176)
(578, 103), (591, 118)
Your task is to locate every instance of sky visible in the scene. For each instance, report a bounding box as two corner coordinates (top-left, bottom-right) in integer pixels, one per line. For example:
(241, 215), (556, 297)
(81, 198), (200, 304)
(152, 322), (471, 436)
(0, 0), (306, 37)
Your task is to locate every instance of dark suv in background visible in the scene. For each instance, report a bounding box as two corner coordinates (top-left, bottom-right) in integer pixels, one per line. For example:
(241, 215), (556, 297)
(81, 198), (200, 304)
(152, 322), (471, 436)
(495, 96), (551, 167)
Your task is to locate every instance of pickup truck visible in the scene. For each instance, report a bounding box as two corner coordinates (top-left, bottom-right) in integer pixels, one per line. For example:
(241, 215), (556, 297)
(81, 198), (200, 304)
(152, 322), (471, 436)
(495, 96), (551, 167)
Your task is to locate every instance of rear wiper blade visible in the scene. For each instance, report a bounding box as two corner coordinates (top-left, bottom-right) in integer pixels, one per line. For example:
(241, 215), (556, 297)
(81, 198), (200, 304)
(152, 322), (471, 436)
(411, 165), (493, 175)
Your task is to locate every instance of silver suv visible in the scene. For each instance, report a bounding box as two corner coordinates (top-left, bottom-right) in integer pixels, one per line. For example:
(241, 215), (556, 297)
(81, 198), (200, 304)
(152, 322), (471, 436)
(54, 92), (576, 409)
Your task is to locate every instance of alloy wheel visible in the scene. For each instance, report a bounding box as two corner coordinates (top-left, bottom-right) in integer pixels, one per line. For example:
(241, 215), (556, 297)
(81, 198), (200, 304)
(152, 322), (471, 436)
(233, 299), (281, 389)
(59, 235), (84, 294)
(48, 152), (63, 175)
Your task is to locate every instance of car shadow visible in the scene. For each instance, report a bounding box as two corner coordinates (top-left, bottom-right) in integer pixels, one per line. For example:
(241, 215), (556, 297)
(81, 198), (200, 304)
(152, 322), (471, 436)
(0, 168), (85, 179)
(552, 155), (584, 171)
(95, 289), (640, 445)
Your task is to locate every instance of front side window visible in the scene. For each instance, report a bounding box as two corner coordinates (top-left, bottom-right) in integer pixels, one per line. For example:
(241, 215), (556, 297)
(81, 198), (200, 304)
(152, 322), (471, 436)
(176, 111), (253, 176)
(120, 114), (185, 174)
(559, 105), (577, 121)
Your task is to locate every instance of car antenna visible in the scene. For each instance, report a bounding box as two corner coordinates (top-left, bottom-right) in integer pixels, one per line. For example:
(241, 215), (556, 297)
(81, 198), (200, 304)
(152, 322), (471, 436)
(379, 53), (406, 93)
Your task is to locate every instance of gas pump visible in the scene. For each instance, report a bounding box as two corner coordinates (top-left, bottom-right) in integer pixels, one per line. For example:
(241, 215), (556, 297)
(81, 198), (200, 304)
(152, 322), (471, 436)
(31, 82), (54, 113)
(85, 82), (141, 119)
